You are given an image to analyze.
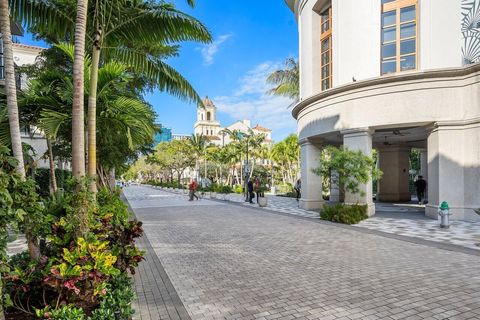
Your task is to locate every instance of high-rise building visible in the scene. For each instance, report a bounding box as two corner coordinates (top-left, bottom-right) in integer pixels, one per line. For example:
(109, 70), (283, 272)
(153, 126), (172, 145)
(287, 0), (480, 221)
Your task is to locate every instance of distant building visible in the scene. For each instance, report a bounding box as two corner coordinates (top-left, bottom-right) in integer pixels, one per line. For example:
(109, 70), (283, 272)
(153, 126), (172, 145)
(172, 133), (191, 141)
(193, 96), (273, 146)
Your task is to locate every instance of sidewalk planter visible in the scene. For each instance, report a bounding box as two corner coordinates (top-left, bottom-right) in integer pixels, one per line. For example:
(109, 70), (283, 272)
(258, 197), (268, 207)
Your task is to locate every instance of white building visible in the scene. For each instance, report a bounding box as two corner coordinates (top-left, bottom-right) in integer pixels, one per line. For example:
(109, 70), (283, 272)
(11, 43), (51, 169)
(194, 96), (273, 146)
(286, 0), (480, 221)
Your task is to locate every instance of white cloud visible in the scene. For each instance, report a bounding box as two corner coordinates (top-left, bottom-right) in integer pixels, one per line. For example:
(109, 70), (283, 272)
(213, 61), (296, 140)
(198, 34), (232, 65)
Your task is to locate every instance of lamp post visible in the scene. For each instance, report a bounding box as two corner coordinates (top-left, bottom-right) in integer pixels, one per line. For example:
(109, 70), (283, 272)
(244, 138), (250, 202)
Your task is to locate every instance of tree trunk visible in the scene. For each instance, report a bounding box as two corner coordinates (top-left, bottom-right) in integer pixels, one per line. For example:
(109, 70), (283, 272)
(87, 29), (102, 193)
(26, 231), (40, 260)
(0, 0), (25, 179)
(47, 139), (58, 194)
(71, 0), (88, 179)
(108, 168), (115, 190)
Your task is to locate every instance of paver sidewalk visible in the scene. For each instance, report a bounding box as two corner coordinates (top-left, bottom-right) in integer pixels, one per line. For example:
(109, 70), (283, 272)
(125, 185), (480, 320)
(157, 186), (480, 250)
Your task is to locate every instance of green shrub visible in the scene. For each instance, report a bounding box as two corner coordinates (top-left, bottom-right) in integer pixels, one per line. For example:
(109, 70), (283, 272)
(320, 204), (368, 225)
(147, 180), (185, 189)
(4, 187), (143, 318)
(90, 274), (135, 320)
(214, 184), (232, 194)
(36, 305), (86, 320)
(233, 185), (243, 194)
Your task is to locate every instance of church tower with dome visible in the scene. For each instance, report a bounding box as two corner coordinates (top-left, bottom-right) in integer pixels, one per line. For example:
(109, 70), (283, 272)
(193, 96), (272, 147)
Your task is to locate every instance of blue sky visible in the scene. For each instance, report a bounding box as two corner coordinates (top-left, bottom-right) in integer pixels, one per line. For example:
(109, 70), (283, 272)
(23, 0), (299, 141)
(148, 0), (299, 141)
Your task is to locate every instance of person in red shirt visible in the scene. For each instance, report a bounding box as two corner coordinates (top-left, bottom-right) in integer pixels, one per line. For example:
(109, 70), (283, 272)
(188, 179), (199, 201)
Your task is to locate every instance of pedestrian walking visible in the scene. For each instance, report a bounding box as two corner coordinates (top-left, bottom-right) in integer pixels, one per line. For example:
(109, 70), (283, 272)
(189, 179), (199, 201)
(414, 175), (427, 204)
(294, 179), (301, 201)
(247, 179), (254, 204)
(254, 176), (262, 204)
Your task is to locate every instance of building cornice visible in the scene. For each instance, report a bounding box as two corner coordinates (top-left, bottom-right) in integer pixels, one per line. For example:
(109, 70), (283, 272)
(292, 63), (480, 120)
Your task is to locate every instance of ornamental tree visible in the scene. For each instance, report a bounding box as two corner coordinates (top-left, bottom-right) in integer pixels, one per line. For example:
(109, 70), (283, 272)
(313, 146), (382, 197)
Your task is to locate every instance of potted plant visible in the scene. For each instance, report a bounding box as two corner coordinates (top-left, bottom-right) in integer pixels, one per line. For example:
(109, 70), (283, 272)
(257, 186), (269, 207)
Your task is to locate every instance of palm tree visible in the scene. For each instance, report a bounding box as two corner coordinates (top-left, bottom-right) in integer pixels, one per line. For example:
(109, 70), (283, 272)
(84, 0), (210, 192)
(266, 57), (299, 102)
(0, 0), (25, 179)
(270, 134), (300, 186)
(71, 0), (88, 180)
(10, 0), (211, 191)
(188, 134), (209, 179)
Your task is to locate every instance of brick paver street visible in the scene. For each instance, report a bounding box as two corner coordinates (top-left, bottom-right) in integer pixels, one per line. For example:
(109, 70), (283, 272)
(125, 185), (480, 320)
(157, 187), (480, 250)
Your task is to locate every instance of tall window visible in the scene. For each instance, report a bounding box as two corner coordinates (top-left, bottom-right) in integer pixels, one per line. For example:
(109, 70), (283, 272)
(207, 112), (211, 121)
(320, 7), (332, 90)
(381, 0), (418, 75)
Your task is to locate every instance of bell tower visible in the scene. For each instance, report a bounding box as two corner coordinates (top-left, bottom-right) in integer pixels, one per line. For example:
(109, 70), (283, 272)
(194, 96), (222, 140)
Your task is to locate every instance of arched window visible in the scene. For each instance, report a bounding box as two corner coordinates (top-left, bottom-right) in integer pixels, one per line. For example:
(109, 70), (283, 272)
(207, 112), (211, 121)
(201, 113), (204, 120)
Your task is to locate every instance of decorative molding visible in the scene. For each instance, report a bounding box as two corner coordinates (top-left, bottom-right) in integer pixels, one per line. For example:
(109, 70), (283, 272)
(341, 128), (374, 137)
(292, 63), (480, 119)
(462, 0), (480, 65)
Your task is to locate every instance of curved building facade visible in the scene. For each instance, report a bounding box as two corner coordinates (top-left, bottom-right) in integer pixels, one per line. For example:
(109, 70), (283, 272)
(287, 0), (480, 221)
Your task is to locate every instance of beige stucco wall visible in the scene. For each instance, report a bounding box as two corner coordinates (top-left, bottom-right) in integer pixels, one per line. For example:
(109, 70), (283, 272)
(294, 66), (480, 140)
(291, 0), (463, 97)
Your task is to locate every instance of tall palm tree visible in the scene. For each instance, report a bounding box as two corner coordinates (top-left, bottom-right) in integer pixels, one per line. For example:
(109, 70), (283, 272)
(266, 57), (299, 102)
(10, 0), (211, 191)
(71, 0), (88, 180)
(188, 134), (209, 179)
(84, 0), (210, 192)
(0, 0), (25, 179)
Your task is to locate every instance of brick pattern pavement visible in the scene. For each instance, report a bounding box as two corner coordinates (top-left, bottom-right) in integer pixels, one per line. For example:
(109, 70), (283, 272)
(156, 186), (480, 250)
(125, 185), (480, 320)
(122, 192), (192, 320)
(131, 230), (192, 320)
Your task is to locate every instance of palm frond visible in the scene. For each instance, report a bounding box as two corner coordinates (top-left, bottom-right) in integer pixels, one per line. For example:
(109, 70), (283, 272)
(9, 0), (76, 41)
(105, 2), (211, 45)
(106, 46), (202, 104)
(38, 109), (70, 139)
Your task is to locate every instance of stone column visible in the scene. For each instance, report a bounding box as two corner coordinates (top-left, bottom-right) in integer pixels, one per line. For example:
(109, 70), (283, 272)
(419, 149), (428, 180)
(299, 138), (324, 210)
(377, 146), (411, 202)
(342, 128), (375, 216)
(330, 171), (340, 203)
(425, 124), (477, 220)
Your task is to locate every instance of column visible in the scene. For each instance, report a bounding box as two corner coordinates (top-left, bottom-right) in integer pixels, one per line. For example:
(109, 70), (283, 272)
(299, 138), (324, 210)
(342, 128), (375, 216)
(426, 124), (477, 220)
(419, 148), (428, 180)
(377, 146), (411, 202)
